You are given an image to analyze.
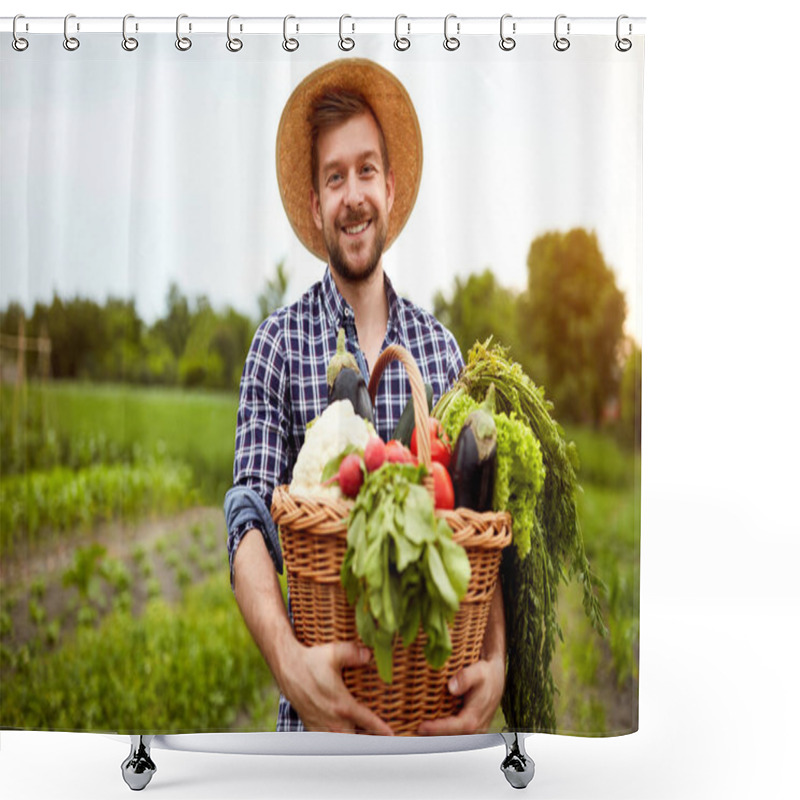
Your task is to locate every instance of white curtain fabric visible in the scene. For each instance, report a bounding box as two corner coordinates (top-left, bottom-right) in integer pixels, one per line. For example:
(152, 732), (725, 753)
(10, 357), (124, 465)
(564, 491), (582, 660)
(2, 32), (642, 335)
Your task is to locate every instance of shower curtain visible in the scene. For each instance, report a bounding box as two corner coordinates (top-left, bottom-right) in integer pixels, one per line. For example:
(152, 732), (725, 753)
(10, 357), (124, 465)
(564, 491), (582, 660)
(0, 16), (643, 739)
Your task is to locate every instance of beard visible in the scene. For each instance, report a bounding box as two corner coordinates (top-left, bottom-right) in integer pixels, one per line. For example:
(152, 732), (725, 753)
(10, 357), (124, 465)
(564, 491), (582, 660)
(323, 207), (388, 284)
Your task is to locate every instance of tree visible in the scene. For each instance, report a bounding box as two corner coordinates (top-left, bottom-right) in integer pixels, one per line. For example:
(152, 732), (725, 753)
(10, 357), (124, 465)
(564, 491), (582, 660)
(154, 283), (192, 360)
(522, 229), (627, 426)
(257, 260), (289, 321)
(619, 341), (642, 448)
(433, 269), (524, 362)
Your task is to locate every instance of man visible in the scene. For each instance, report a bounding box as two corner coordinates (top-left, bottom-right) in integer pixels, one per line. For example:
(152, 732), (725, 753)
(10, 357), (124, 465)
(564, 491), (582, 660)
(224, 59), (505, 736)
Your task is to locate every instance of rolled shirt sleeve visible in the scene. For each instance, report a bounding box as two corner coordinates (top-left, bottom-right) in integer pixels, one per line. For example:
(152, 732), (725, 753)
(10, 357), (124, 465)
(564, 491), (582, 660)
(226, 316), (291, 590)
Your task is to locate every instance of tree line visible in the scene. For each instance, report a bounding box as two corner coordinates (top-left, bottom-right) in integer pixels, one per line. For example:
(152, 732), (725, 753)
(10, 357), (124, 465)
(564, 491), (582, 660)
(0, 264), (288, 393)
(1, 229), (641, 438)
(434, 228), (641, 440)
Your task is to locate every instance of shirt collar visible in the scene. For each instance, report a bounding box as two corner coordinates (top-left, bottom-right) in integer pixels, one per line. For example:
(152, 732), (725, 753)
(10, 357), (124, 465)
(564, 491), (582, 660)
(321, 267), (401, 333)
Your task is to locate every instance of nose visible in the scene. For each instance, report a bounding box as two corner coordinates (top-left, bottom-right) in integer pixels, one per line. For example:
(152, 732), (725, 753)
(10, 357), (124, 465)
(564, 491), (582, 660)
(342, 169), (364, 208)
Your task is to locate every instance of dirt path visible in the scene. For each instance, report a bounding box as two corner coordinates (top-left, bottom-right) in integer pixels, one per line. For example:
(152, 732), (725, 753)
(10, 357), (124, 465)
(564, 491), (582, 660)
(1, 507), (223, 587)
(1, 507), (228, 654)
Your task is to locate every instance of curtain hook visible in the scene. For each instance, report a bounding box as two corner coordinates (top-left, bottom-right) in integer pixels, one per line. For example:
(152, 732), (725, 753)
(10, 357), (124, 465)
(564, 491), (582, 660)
(63, 13), (80, 51)
(499, 14), (516, 51)
(227, 15), (243, 52)
(339, 14), (355, 51)
(553, 14), (570, 52)
(394, 15), (410, 51)
(282, 15), (299, 52)
(12, 14), (29, 52)
(175, 14), (192, 51)
(122, 14), (138, 51)
(444, 14), (460, 51)
(615, 15), (632, 52)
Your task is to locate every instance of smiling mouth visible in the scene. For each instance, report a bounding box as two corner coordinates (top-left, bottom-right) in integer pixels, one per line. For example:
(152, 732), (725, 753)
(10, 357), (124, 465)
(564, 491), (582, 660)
(342, 219), (371, 236)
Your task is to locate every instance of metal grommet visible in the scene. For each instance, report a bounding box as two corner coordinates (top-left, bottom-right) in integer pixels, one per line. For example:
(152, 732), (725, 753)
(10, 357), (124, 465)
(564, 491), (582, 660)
(553, 14), (570, 52)
(615, 14), (632, 52)
(444, 14), (460, 51)
(175, 14), (192, 51)
(282, 15), (299, 52)
(338, 15), (355, 51)
(12, 14), (29, 52)
(122, 14), (138, 51)
(499, 14), (516, 51)
(63, 13), (80, 51)
(226, 15), (243, 52)
(394, 15), (410, 51)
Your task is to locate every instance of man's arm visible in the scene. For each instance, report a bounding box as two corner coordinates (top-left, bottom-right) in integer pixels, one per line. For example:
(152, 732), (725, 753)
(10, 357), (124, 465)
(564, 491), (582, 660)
(417, 581), (506, 735)
(233, 527), (394, 735)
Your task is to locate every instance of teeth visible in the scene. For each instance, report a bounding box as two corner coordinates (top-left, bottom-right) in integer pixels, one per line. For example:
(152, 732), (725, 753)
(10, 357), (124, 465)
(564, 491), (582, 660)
(344, 221), (369, 234)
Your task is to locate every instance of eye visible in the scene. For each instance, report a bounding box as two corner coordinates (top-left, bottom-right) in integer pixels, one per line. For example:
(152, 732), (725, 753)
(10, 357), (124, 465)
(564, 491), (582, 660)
(360, 163), (376, 176)
(326, 171), (342, 186)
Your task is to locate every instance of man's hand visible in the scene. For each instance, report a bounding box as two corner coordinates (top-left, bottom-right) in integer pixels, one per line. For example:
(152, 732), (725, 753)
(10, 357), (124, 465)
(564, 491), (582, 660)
(233, 530), (393, 736)
(418, 584), (506, 736)
(281, 641), (395, 735)
(416, 652), (505, 735)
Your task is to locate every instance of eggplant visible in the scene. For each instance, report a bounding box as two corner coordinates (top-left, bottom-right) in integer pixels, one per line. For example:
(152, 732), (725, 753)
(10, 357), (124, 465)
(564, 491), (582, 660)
(327, 328), (374, 424)
(449, 384), (498, 512)
(393, 383), (433, 446)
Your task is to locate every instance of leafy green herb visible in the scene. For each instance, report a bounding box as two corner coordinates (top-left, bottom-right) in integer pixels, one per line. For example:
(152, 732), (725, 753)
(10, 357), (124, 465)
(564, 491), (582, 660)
(341, 463), (471, 683)
(433, 338), (606, 732)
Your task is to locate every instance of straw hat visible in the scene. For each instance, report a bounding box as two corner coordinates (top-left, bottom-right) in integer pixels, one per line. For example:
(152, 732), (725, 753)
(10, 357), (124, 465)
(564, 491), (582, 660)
(276, 59), (423, 262)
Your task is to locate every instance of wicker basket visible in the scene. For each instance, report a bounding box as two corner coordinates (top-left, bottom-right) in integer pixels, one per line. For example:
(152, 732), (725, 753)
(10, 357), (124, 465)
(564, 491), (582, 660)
(271, 345), (511, 735)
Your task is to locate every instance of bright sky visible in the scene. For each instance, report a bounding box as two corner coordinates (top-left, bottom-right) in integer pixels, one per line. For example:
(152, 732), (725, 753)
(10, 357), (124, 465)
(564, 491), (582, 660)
(1, 30), (643, 340)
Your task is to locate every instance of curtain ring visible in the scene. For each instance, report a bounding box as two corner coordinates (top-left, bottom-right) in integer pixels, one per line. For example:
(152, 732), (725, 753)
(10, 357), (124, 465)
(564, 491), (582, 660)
(339, 15), (355, 51)
(175, 14), (192, 51)
(499, 14), (516, 51)
(615, 15), (632, 52)
(122, 14), (138, 51)
(553, 14), (570, 52)
(63, 13), (80, 51)
(444, 14), (460, 51)
(12, 15), (29, 52)
(282, 15), (299, 52)
(226, 15), (243, 52)
(394, 14), (410, 51)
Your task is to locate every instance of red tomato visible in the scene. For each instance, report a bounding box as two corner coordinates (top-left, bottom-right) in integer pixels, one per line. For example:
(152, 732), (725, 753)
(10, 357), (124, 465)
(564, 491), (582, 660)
(385, 439), (415, 464)
(431, 461), (455, 510)
(410, 419), (452, 469)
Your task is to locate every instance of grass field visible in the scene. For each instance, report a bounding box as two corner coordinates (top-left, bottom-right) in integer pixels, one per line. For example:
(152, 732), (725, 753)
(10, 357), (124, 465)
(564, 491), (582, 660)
(1, 382), (238, 503)
(0, 381), (639, 735)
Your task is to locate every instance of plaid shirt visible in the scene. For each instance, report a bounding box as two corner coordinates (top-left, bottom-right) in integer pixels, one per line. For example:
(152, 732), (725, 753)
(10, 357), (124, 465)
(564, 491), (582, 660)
(227, 266), (464, 731)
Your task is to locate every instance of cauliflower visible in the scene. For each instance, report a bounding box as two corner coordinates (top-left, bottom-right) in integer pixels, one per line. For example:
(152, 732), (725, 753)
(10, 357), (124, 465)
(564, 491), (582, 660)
(289, 400), (375, 499)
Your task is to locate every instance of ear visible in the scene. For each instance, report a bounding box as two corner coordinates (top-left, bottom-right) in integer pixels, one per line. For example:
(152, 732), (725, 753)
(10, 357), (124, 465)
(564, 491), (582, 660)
(310, 187), (323, 231)
(386, 167), (396, 215)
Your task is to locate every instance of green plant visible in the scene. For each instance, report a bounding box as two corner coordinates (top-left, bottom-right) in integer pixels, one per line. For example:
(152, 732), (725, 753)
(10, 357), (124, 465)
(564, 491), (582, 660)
(44, 620), (61, 646)
(0, 610), (12, 639)
(0, 573), (279, 732)
(28, 599), (46, 627)
(146, 577), (161, 600)
(100, 557), (133, 594)
(62, 544), (107, 605)
(30, 578), (47, 601)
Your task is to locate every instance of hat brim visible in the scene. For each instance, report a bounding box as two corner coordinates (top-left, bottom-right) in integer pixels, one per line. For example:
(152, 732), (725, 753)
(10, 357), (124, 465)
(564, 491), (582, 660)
(276, 59), (423, 263)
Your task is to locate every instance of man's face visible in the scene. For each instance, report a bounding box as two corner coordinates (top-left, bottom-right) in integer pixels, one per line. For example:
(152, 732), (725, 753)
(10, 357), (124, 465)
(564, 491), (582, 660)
(310, 112), (395, 283)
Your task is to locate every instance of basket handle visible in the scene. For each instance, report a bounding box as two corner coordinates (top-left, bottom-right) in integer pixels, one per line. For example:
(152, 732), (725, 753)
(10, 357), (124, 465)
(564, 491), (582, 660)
(367, 345), (432, 474)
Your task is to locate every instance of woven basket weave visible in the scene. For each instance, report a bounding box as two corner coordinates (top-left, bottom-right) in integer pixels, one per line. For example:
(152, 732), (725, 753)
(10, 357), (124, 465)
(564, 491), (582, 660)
(271, 345), (511, 735)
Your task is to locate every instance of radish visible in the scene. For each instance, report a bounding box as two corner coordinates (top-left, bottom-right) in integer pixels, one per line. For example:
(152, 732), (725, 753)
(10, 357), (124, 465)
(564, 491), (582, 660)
(338, 453), (365, 498)
(364, 437), (387, 472)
